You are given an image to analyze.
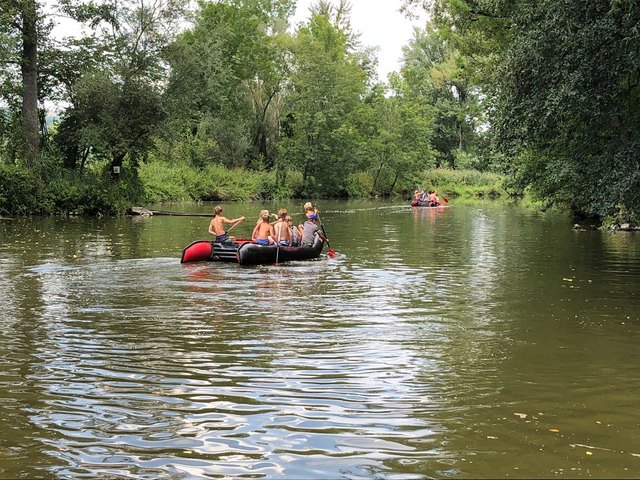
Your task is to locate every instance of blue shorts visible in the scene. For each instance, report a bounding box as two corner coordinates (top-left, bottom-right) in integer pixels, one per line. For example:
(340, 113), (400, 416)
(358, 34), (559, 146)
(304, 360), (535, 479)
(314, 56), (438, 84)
(255, 238), (270, 246)
(278, 240), (289, 246)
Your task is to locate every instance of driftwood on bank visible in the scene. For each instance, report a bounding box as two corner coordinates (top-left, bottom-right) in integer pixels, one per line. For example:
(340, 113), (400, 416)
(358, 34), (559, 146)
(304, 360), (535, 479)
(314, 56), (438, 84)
(127, 207), (211, 217)
(127, 207), (153, 216)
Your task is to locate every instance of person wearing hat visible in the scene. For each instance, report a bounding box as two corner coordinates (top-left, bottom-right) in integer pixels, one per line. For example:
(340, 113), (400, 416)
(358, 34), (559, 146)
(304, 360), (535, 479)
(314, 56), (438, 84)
(301, 213), (326, 247)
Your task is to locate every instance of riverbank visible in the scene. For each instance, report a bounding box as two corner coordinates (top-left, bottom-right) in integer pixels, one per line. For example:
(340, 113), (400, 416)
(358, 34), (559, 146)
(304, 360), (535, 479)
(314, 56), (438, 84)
(0, 162), (509, 216)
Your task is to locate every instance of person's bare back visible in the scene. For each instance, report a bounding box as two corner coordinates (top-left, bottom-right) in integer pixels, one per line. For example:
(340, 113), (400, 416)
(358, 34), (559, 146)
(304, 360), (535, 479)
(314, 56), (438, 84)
(208, 206), (245, 241)
(209, 216), (226, 236)
(253, 221), (274, 240)
(273, 220), (292, 244)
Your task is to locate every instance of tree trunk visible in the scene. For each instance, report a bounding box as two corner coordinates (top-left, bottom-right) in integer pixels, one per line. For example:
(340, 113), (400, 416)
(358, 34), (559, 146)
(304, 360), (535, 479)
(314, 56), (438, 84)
(389, 170), (400, 196)
(371, 158), (385, 193)
(111, 152), (126, 181)
(21, 0), (40, 169)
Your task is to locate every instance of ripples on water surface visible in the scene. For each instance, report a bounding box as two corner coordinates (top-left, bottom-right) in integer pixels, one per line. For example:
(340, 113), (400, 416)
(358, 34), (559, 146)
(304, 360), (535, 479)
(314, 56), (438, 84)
(1, 202), (640, 478)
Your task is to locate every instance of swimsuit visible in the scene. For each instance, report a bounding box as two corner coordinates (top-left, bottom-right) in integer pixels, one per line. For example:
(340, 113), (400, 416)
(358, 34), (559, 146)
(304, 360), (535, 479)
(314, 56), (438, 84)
(255, 238), (270, 246)
(215, 232), (231, 243)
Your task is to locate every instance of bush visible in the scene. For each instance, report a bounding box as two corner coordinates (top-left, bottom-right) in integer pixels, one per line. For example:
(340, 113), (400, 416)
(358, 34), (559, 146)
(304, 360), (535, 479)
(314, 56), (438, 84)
(42, 171), (137, 215)
(0, 164), (136, 216)
(453, 149), (482, 170)
(0, 165), (42, 215)
(138, 161), (306, 202)
(346, 172), (374, 198)
(138, 161), (196, 203)
(412, 168), (507, 199)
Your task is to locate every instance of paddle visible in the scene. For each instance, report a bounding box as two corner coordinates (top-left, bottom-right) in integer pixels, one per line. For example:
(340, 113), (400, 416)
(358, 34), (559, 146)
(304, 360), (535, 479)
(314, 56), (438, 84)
(315, 212), (336, 258)
(275, 221), (282, 265)
(227, 217), (245, 233)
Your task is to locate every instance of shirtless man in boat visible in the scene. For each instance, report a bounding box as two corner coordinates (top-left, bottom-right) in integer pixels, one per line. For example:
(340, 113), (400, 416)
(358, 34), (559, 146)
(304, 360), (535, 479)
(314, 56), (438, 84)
(208, 206), (245, 244)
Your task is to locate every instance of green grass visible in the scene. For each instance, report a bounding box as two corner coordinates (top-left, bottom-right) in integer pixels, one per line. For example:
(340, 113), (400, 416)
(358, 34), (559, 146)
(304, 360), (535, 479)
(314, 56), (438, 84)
(414, 168), (508, 200)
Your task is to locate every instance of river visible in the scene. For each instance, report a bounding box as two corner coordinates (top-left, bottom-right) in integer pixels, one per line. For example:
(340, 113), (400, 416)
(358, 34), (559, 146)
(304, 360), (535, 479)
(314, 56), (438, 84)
(1, 200), (639, 478)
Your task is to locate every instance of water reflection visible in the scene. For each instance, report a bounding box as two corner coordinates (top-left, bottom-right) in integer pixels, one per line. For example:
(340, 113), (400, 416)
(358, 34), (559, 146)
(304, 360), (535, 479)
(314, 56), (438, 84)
(1, 203), (640, 477)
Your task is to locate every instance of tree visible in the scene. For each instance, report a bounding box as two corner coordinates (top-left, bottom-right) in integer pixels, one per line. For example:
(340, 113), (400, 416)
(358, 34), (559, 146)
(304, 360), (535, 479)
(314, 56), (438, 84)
(0, 0), (48, 168)
(355, 81), (435, 196)
(400, 23), (488, 168)
(51, 0), (187, 176)
(279, 6), (371, 196)
(163, 0), (294, 169)
(408, 0), (640, 221)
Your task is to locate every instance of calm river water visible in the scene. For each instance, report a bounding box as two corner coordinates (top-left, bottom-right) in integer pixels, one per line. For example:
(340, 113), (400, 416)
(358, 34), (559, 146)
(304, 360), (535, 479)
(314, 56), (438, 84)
(1, 200), (639, 478)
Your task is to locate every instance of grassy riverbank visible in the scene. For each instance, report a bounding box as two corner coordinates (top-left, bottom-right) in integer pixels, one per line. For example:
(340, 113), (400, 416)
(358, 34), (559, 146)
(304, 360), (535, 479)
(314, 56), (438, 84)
(413, 168), (507, 201)
(0, 162), (509, 216)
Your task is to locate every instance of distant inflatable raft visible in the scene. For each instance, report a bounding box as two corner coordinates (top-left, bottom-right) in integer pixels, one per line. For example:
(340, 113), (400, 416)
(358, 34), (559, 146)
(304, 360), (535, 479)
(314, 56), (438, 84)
(181, 236), (325, 265)
(411, 200), (447, 207)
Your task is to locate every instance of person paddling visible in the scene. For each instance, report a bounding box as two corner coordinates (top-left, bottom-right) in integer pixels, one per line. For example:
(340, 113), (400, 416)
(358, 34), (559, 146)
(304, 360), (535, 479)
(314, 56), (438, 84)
(427, 190), (441, 207)
(301, 213), (326, 247)
(303, 201), (319, 219)
(208, 206), (245, 244)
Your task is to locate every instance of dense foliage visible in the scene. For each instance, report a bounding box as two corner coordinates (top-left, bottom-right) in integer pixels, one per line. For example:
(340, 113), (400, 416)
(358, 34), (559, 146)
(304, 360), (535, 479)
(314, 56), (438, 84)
(404, 0), (640, 222)
(2, 0), (638, 224)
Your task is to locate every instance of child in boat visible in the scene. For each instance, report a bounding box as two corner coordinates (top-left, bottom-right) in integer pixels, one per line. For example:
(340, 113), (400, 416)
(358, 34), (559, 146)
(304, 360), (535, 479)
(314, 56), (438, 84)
(286, 215), (302, 246)
(301, 213), (326, 247)
(273, 209), (293, 246)
(208, 206), (245, 244)
(427, 190), (441, 207)
(299, 202), (319, 234)
(411, 189), (426, 205)
(251, 210), (276, 246)
(303, 202), (318, 219)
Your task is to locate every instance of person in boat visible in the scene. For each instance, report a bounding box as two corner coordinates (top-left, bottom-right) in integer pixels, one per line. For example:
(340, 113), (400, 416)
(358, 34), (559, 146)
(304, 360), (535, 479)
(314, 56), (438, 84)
(208, 206), (245, 244)
(251, 210), (276, 246)
(411, 189), (422, 206)
(273, 209), (293, 246)
(301, 213), (326, 247)
(253, 212), (278, 228)
(286, 215), (302, 246)
(427, 190), (441, 207)
(298, 202), (319, 233)
(304, 201), (319, 219)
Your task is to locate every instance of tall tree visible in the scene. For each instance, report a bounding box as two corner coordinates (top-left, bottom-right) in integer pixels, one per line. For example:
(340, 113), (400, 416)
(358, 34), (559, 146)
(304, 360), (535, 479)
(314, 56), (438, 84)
(53, 0), (187, 175)
(0, 0), (46, 168)
(495, 1), (640, 220)
(399, 26), (477, 167)
(408, 0), (640, 221)
(164, 0), (294, 169)
(279, 6), (370, 196)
